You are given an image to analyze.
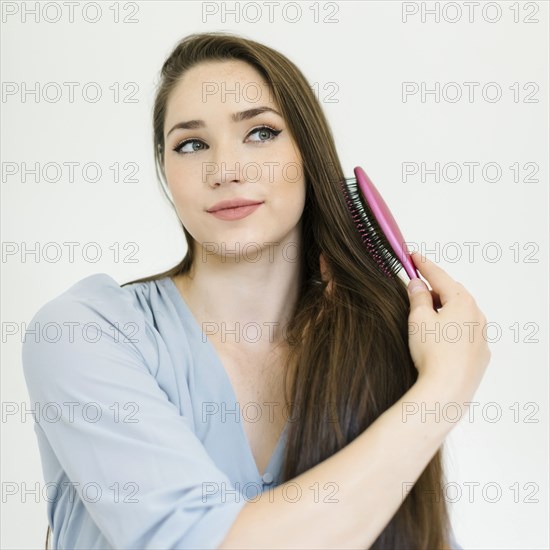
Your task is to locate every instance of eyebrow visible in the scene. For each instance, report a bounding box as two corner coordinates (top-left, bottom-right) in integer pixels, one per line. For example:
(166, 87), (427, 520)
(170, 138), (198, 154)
(166, 106), (282, 138)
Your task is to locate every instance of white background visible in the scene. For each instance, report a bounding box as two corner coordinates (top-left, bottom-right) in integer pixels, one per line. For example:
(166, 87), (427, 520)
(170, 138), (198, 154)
(1, 1), (548, 548)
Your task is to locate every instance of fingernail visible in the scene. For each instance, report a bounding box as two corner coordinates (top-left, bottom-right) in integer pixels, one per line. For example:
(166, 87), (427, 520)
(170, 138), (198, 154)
(408, 279), (426, 294)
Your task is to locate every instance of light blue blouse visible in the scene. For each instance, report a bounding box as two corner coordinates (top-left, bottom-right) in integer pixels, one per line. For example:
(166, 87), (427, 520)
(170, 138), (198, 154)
(22, 273), (462, 549)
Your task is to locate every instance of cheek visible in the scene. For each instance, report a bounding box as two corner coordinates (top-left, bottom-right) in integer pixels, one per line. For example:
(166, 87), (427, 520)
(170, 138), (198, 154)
(271, 179), (306, 220)
(163, 161), (178, 191)
(270, 150), (303, 190)
(164, 155), (188, 179)
(165, 162), (192, 198)
(163, 166), (195, 219)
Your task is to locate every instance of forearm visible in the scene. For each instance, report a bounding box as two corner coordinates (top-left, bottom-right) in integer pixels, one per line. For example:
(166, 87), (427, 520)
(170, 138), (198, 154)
(218, 375), (457, 549)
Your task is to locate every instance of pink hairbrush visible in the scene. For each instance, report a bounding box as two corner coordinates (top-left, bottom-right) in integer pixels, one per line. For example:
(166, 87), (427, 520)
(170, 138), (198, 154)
(341, 166), (419, 280)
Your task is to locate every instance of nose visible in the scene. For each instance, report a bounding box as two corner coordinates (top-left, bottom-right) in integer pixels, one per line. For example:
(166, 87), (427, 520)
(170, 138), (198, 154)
(206, 140), (245, 188)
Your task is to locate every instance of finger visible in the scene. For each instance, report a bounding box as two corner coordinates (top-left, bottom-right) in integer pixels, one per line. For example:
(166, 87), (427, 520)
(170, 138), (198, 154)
(410, 252), (461, 306)
(407, 277), (436, 312)
(430, 290), (442, 310)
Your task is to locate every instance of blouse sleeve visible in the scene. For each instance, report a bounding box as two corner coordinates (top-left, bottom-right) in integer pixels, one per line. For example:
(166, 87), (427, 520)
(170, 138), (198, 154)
(21, 276), (246, 549)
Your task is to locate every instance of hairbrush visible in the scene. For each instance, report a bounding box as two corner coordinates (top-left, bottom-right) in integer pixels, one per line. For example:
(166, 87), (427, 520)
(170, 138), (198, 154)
(340, 166), (419, 280)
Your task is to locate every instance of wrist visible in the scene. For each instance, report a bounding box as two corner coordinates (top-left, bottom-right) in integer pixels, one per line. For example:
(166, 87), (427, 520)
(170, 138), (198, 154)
(401, 375), (466, 435)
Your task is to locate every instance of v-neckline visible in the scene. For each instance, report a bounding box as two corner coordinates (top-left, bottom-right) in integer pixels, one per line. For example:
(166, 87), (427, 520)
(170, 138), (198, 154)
(162, 276), (288, 480)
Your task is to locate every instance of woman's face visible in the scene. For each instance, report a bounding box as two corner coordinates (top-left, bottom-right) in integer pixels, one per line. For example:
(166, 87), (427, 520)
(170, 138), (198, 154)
(163, 60), (306, 259)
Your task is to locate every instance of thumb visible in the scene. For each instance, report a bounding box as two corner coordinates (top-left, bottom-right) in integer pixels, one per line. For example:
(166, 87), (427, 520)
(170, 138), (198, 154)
(407, 278), (433, 309)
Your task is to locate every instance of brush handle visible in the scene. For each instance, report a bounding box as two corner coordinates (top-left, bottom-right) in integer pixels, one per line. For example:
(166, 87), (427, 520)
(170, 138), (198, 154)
(354, 166), (419, 280)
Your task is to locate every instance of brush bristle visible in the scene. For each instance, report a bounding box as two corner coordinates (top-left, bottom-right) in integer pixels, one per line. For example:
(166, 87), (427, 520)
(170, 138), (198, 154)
(341, 177), (402, 278)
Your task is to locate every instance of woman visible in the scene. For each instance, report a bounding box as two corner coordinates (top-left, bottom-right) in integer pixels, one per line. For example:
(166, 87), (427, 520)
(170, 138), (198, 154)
(23, 32), (490, 549)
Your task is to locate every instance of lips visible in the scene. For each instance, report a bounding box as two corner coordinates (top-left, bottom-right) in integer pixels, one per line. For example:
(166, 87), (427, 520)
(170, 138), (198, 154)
(206, 198), (264, 213)
(207, 201), (264, 222)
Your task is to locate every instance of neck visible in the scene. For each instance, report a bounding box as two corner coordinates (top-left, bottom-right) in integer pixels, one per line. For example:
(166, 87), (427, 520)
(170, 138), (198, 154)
(172, 225), (302, 351)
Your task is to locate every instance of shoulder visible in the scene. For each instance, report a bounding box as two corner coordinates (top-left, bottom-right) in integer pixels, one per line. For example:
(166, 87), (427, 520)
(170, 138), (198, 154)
(27, 272), (149, 320)
(22, 273), (160, 374)
(36, 272), (139, 309)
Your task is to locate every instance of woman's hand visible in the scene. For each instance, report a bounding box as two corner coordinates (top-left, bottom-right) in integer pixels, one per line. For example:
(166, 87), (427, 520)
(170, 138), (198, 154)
(406, 252), (491, 403)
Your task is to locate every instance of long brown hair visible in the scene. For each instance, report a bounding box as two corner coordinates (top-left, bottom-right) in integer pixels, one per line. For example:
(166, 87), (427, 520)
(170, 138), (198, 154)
(122, 32), (451, 549)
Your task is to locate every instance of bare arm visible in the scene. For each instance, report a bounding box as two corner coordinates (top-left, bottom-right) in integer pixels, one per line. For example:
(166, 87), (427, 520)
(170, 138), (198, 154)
(218, 375), (460, 550)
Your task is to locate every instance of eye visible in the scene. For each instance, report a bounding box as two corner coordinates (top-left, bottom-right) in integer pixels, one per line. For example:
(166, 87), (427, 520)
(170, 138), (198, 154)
(172, 125), (283, 155)
(172, 139), (207, 155)
(247, 125), (282, 143)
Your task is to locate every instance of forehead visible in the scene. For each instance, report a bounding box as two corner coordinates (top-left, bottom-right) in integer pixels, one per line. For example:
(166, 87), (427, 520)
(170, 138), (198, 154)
(166, 60), (278, 115)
